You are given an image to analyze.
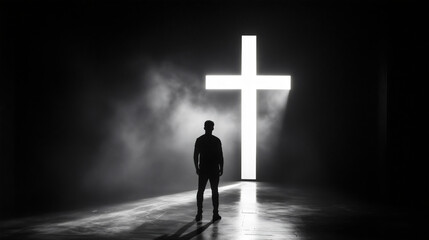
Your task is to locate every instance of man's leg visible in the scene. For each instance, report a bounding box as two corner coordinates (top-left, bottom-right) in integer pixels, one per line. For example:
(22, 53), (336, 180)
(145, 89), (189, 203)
(196, 174), (209, 220)
(209, 174), (221, 221)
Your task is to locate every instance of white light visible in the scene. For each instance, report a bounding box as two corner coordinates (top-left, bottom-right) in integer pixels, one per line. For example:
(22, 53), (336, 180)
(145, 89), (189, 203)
(206, 35), (291, 180)
(242, 36), (257, 76)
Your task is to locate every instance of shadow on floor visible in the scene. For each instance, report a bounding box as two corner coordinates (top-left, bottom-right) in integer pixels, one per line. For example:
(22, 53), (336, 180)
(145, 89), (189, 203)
(154, 220), (213, 240)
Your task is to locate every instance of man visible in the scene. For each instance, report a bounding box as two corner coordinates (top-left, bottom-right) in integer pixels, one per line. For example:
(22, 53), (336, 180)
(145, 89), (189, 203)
(194, 120), (224, 222)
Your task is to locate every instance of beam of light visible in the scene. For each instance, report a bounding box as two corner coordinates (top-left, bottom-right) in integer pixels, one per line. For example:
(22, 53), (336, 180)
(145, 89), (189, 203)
(206, 35), (291, 180)
(32, 183), (242, 236)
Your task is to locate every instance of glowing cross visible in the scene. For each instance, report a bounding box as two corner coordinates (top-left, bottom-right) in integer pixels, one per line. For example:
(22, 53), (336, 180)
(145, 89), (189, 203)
(206, 35), (291, 180)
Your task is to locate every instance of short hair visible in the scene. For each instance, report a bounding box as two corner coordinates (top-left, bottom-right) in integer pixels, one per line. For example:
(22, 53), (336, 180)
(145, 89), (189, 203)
(204, 120), (214, 130)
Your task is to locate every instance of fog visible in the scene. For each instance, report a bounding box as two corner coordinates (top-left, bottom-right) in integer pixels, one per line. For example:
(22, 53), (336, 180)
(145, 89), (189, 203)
(81, 62), (289, 199)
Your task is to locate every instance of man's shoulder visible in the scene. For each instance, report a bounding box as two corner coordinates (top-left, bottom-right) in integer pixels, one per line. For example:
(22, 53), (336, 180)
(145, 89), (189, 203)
(195, 135), (206, 144)
(212, 135), (221, 141)
(196, 134), (205, 141)
(196, 134), (221, 142)
(211, 135), (222, 144)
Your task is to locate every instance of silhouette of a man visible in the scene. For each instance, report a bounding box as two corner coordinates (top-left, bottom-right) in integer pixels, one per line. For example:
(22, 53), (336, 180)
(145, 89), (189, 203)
(194, 120), (223, 222)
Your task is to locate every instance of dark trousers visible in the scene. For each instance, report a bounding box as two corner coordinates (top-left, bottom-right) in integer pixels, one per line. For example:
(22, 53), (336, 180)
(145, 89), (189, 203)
(196, 173), (219, 214)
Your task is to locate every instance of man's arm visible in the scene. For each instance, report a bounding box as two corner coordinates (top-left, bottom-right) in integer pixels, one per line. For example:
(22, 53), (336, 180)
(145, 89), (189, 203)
(194, 140), (200, 175)
(219, 141), (224, 176)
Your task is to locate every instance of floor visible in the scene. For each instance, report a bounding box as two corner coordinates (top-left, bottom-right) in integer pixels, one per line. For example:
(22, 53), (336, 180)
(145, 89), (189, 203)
(0, 182), (425, 239)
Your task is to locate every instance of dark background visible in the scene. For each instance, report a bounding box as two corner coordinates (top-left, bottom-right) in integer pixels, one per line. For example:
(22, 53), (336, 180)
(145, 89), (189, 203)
(1, 0), (427, 219)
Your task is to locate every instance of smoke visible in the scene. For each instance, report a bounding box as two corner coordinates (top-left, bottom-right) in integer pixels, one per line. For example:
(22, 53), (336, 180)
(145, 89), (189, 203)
(82, 62), (288, 198)
(258, 90), (290, 152)
(82, 62), (240, 196)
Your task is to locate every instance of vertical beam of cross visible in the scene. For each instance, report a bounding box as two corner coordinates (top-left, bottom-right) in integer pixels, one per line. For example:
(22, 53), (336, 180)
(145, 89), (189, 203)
(206, 35), (291, 180)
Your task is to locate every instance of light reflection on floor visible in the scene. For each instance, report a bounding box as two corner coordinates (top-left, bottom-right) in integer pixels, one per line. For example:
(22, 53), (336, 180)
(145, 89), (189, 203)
(234, 182), (299, 239)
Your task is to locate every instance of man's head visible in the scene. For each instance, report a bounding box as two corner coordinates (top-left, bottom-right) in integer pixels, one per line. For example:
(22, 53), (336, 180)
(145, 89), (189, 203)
(204, 120), (214, 132)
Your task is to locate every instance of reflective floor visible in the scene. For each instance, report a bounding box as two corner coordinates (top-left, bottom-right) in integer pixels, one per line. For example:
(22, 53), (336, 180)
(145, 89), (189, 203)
(0, 182), (425, 239)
